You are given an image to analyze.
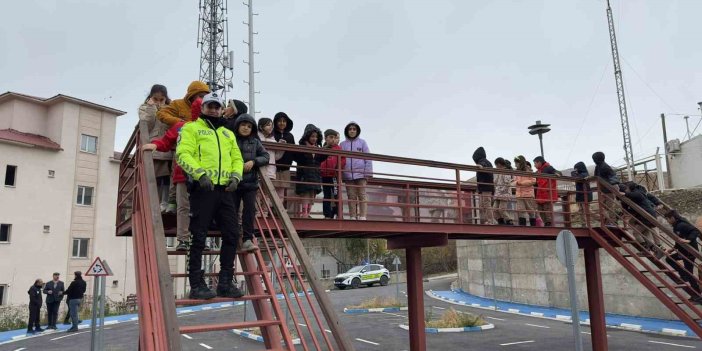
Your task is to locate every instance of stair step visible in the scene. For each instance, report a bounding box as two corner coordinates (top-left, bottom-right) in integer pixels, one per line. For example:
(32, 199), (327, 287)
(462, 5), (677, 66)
(639, 269), (673, 274)
(179, 320), (281, 334)
(657, 284), (689, 289)
(175, 294), (272, 306)
(171, 271), (265, 278)
(167, 250), (257, 256)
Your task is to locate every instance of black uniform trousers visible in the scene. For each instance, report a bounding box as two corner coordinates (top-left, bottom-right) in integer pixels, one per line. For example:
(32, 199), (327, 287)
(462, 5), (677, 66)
(233, 188), (257, 242)
(27, 304), (41, 331)
(188, 185), (240, 286)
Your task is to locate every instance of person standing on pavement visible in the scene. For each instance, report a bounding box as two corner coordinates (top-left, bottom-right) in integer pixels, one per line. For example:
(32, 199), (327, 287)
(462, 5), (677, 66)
(27, 279), (44, 334)
(65, 271), (87, 332)
(43, 272), (64, 329)
(176, 92), (244, 300)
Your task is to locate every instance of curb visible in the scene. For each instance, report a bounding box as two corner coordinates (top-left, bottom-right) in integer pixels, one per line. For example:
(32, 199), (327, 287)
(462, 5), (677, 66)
(426, 290), (692, 338)
(231, 328), (301, 345)
(398, 323), (494, 333)
(343, 307), (408, 314)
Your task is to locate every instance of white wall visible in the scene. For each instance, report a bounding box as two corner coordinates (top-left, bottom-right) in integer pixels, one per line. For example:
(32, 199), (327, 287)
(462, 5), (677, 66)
(669, 135), (702, 189)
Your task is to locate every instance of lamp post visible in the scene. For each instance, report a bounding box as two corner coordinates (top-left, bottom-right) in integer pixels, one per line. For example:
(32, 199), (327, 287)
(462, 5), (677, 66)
(528, 120), (551, 158)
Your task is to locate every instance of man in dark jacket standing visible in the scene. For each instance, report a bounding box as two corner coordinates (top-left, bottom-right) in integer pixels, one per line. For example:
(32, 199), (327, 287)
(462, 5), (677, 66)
(43, 272), (64, 329)
(592, 151), (619, 224)
(473, 147), (496, 225)
(65, 271), (87, 332)
(27, 279), (44, 334)
(664, 211), (701, 303)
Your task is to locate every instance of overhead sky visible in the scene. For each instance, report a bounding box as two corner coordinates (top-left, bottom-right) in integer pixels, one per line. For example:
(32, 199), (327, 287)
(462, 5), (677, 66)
(2, 0), (700, 176)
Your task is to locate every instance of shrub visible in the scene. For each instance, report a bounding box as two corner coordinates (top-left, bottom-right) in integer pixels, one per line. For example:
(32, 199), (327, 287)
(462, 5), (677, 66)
(425, 309), (486, 328)
(348, 296), (405, 309)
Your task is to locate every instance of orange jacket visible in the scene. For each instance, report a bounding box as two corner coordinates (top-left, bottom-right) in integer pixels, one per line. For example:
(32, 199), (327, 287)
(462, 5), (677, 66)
(514, 175), (536, 198)
(157, 81), (209, 126)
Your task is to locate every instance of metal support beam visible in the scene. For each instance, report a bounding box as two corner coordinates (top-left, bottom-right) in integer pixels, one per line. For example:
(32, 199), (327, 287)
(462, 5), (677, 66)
(584, 245), (608, 351)
(406, 247), (426, 351)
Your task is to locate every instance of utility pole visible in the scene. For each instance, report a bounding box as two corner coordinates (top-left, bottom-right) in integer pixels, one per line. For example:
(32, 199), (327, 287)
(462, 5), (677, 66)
(197, 0), (234, 98)
(661, 113), (673, 189)
(243, 0), (260, 117)
(684, 116), (692, 140)
(605, 0), (635, 181)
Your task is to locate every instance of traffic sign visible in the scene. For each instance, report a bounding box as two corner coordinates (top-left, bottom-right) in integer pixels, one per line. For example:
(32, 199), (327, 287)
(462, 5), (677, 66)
(556, 230), (579, 267)
(392, 256), (401, 266)
(86, 257), (113, 277)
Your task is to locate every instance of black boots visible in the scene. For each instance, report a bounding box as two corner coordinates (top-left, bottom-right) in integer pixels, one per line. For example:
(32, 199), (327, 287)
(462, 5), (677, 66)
(217, 280), (244, 298)
(189, 270), (216, 300)
(497, 218), (505, 225)
(529, 218), (537, 227)
(505, 219), (514, 225)
(518, 218), (527, 226)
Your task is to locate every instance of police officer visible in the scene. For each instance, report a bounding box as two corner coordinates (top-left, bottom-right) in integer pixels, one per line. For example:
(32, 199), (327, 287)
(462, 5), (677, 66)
(176, 92), (244, 299)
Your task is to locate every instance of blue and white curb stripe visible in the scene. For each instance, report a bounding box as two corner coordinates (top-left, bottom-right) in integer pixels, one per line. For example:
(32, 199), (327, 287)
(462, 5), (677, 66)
(343, 307), (408, 314)
(427, 289), (695, 338)
(398, 323), (495, 333)
(231, 328), (301, 345)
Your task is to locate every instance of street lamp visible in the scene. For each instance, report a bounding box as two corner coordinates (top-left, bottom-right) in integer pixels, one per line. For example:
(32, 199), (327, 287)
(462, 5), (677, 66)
(528, 120), (551, 158)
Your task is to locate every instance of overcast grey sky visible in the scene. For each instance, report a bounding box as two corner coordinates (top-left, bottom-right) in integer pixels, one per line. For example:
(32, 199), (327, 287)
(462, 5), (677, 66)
(2, 0), (700, 174)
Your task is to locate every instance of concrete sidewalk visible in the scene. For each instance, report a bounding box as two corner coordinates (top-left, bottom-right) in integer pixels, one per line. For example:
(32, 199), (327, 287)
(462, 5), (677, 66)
(429, 289), (695, 338)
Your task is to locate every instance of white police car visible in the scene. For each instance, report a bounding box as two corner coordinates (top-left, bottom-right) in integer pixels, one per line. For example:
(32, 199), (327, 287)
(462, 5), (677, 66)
(334, 264), (390, 289)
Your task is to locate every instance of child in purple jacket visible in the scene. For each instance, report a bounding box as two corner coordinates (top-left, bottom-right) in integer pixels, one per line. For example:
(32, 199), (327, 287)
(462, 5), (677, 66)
(340, 121), (373, 220)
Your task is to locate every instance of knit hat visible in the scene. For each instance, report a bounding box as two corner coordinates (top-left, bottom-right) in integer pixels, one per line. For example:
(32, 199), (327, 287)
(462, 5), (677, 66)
(324, 129), (339, 138)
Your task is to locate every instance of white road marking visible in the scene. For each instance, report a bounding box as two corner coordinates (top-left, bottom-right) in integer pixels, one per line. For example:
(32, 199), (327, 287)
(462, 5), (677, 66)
(500, 340), (535, 346)
(199, 343), (213, 349)
(50, 330), (91, 340)
(380, 311), (407, 318)
(183, 334), (193, 340)
(13, 348), (27, 351)
(648, 341), (696, 349)
(432, 306), (445, 310)
(325, 329), (332, 333)
(486, 316), (505, 321)
(356, 338), (380, 346)
(525, 323), (550, 329)
(298, 323), (307, 327)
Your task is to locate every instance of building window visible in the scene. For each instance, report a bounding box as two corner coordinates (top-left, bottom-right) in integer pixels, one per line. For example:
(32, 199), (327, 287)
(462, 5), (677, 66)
(43, 225), (50, 234)
(4, 165), (16, 187)
(321, 268), (330, 279)
(76, 186), (94, 206)
(0, 285), (5, 305)
(80, 134), (98, 153)
(72, 238), (89, 258)
(0, 224), (10, 242)
(48, 170), (55, 178)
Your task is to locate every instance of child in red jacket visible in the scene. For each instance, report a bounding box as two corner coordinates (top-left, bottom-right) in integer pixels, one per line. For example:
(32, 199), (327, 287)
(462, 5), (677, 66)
(142, 98), (202, 251)
(320, 129), (346, 219)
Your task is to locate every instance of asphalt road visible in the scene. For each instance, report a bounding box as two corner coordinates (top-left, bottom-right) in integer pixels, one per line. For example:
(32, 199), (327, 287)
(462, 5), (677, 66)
(3, 276), (702, 350)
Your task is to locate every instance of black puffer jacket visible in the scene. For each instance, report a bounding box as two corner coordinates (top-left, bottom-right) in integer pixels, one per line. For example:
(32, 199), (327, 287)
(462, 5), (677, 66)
(592, 152), (618, 193)
(623, 189), (657, 227)
(294, 124), (327, 195)
(472, 147), (494, 194)
(571, 162), (593, 203)
(273, 112), (296, 171)
(232, 114), (269, 191)
(28, 285), (42, 307)
(672, 218), (700, 251)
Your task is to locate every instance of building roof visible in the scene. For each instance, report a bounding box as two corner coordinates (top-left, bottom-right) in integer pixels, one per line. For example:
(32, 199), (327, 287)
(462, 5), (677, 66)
(0, 129), (63, 151)
(0, 91), (126, 116)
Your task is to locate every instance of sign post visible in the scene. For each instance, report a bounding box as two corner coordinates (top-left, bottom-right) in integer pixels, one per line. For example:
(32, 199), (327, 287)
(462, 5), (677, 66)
(556, 230), (584, 351)
(86, 257), (113, 351)
(392, 256), (401, 302)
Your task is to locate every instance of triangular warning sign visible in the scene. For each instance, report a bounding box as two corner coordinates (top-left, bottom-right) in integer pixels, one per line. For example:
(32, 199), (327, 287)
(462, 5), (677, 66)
(85, 256), (111, 276)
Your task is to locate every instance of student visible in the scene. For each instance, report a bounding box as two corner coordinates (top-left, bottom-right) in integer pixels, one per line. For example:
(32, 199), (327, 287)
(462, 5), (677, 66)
(138, 84), (173, 213)
(664, 210), (701, 303)
(493, 157), (514, 225)
(472, 147), (495, 225)
(142, 98), (203, 251)
(533, 156), (559, 227)
(258, 117), (283, 216)
(622, 182), (662, 254)
(273, 112), (296, 210)
(231, 113), (269, 251)
(512, 156), (538, 226)
(157, 81), (210, 126)
(27, 279), (44, 334)
(570, 162), (593, 227)
(176, 93), (244, 299)
(320, 129), (346, 219)
(592, 151), (620, 224)
(294, 124), (328, 218)
(340, 122), (373, 220)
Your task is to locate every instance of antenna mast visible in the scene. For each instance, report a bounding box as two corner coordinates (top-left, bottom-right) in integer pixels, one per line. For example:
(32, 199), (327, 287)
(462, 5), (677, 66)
(243, 0), (260, 117)
(606, 0), (635, 180)
(198, 0), (234, 98)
